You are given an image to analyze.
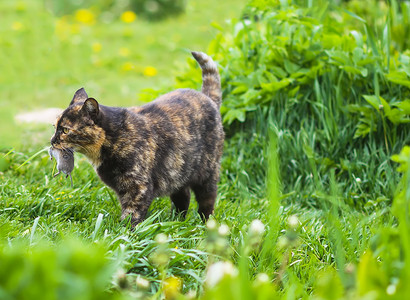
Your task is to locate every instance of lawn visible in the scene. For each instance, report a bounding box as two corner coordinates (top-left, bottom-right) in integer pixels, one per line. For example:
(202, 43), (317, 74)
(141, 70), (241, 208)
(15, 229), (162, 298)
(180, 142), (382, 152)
(2, 0), (410, 299)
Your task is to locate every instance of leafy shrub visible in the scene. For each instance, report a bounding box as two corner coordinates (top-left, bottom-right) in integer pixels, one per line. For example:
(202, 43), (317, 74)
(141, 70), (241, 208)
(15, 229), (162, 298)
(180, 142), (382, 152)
(172, 0), (410, 208)
(179, 0), (410, 135)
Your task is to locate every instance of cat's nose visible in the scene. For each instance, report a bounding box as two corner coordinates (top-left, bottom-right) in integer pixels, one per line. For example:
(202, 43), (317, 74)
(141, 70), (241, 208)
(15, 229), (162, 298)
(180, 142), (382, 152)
(50, 135), (58, 146)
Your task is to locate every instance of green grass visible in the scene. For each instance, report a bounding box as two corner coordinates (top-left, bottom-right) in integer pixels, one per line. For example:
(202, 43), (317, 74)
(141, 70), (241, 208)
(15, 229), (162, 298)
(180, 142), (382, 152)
(2, 0), (410, 299)
(0, 119), (400, 299)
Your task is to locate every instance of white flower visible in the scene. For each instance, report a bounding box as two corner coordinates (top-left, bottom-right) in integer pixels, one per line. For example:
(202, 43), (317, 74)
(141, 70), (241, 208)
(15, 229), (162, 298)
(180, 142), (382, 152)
(155, 233), (168, 245)
(185, 290), (197, 299)
(288, 215), (299, 229)
(386, 284), (396, 295)
(206, 218), (217, 230)
(277, 235), (289, 249)
(249, 219), (265, 236)
(255, 273), (270, 284)
(136, 276), (149, 290)
(218, 224), (229, 236)
(205, 261), (238, 288)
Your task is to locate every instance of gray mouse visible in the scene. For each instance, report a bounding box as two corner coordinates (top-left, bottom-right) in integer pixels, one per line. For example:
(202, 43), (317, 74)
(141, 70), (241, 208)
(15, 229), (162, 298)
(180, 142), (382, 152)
(49, 147), (74, 187)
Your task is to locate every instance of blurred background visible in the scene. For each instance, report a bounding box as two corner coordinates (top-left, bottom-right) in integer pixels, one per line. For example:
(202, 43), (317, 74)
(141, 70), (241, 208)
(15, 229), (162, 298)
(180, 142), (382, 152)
(4, 1), (410, 299)
(0, 0), (246, 148)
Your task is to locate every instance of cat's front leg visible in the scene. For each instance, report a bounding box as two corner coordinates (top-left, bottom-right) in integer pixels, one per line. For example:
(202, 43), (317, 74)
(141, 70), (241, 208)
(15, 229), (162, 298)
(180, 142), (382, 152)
(119, 187), (153, 227)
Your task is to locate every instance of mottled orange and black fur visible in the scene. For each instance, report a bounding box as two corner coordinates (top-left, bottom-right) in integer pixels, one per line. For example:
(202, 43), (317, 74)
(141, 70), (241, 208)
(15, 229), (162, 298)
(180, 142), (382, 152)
(50, 52), (224, 226)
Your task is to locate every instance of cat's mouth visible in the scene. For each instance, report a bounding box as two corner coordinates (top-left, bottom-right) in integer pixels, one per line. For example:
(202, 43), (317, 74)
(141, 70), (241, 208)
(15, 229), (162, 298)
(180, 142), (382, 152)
(50, 139), (75, 152)
(51, 138), (94, 156)
(49, 146), (74, 155)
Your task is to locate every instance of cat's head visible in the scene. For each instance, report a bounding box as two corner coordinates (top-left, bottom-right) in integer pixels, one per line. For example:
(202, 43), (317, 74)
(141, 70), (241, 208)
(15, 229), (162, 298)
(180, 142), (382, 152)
(51, 88), (105, 163)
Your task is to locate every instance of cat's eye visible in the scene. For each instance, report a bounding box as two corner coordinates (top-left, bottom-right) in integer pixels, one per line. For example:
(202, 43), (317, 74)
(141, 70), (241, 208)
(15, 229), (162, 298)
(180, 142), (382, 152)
(62, 127), (69, 134)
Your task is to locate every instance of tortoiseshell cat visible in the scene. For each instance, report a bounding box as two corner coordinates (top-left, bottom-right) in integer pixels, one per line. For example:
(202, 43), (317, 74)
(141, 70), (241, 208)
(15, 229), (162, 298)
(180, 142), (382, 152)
(51, 51), (224, 226)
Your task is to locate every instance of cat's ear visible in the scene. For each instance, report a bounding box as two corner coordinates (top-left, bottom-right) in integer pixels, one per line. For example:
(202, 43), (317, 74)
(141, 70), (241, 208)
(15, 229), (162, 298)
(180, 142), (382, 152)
(70, 88), (88, 105)
(81, 98), (99, 119)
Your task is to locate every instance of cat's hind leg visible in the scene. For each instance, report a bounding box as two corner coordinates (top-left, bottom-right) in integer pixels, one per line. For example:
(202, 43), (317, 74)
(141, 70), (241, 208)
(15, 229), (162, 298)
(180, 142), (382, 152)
(170, 186), (191, 217)
(192, 179), (217, 221)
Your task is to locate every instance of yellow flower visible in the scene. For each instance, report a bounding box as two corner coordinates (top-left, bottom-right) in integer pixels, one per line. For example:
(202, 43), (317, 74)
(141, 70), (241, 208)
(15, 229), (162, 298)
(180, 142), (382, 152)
(121, 11), (137, 23)
(92, 42), (102, 53)
(121, 62), (135, 72)
(163, 277), (182, 300)
(15, 2), (26, 12)
(12, 22), (23, 31)
(119, 47), (130, 57)
(75, 9), (95, 25)
(143, 66), (157, 77)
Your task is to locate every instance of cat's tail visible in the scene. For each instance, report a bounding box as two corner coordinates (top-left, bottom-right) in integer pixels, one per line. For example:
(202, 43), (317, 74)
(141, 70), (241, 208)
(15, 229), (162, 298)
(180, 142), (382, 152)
(191, 51), (222, 107)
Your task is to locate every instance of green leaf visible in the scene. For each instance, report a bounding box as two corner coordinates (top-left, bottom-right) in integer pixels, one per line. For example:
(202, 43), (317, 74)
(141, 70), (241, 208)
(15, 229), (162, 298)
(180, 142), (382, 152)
(0, 156), (9, 172)
(363, 95), (391, 115)
(386, 71), (410, 88)
(365, 24), (380, 56)
(231, 84), (249, 95)
(242, 89), (262, 105)
(269, 66), (287, 79)
(341, 65), (368, 77)
(350, 30), (363, 47)
(342, 8), (366, 23)
(386, 108), (410, 124)
(284, 59), (300, 74)
(210, 21), (224, 31)
(357, 251), (388, 296)
(393, 99), (410, 114)
(392, 146), (410, 172)
(261, 78), (293, 93)
(363, 95), (380, 111)
(223, 108), (246, 124)
(288, 86), (300, 98)
(354, 123), (371, 138)
(326, 50), (350, 65)
(314, 267), (344, 300)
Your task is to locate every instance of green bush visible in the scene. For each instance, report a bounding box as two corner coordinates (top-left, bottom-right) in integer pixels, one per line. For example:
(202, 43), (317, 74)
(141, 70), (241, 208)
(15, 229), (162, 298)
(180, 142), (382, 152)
(179, 0), (410, 135)
(173, 0), (410, 209)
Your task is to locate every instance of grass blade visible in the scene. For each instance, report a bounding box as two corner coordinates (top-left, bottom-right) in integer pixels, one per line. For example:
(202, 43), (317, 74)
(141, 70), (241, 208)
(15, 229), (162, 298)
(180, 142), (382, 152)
(91, 213), (104, 241)
(30, 216), (40, 245)
(17, 146), (49, 170)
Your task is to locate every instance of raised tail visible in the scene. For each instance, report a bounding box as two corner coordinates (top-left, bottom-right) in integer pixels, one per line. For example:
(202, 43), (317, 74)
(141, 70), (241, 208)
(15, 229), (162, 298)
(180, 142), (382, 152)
(191, 51), (222, 107)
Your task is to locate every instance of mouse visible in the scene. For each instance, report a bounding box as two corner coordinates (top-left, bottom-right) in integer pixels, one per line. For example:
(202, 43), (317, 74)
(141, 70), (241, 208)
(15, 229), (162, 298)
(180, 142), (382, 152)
(49, 147), (74, 187)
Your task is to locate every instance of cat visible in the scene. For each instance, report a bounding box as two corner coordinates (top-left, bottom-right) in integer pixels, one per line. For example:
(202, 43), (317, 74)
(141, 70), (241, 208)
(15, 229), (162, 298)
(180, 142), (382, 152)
(50, 51), (224, 226)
